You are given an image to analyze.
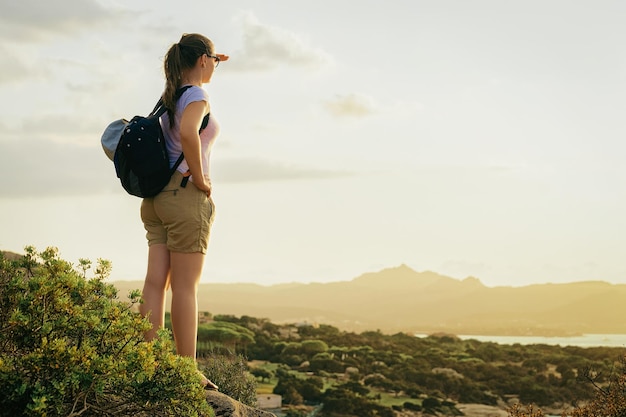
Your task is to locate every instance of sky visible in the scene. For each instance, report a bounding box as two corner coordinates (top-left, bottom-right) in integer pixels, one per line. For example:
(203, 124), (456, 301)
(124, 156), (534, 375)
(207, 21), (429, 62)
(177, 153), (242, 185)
(0, 0), (625, 288)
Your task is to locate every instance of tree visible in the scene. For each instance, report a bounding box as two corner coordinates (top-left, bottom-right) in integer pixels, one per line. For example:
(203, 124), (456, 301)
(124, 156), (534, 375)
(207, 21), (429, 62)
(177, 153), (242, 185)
(282, 386), (303, 406)
(273, 372), (322, 403)
(309, 356), (344, 373)
(296, 377), (324, 402)
(197, 321), (255, 354)
(339, 381), (370, 396)
(250, 367), (274, 382)
(320, 387), (393, 417)
(422, 397), (442, 412)
(300, 340), (329, 357)
(0, 247), (211, 416)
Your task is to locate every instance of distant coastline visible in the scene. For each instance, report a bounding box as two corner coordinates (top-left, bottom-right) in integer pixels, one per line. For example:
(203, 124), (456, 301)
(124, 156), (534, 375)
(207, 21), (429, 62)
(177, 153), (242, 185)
(416, 333), (626, 348)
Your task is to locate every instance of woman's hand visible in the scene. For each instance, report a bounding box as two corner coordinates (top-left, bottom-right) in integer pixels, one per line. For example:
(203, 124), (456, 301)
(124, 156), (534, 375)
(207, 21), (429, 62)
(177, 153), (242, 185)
(196, 179), (211, 198)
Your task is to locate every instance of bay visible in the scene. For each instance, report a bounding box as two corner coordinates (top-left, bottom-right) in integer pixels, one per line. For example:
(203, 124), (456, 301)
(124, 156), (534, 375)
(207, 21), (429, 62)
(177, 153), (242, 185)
(415, 333), (626, 348)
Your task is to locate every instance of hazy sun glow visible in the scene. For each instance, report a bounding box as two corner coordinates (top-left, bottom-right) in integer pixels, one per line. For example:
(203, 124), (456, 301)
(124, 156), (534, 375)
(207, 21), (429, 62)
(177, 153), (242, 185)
(1, 0), (624, 287)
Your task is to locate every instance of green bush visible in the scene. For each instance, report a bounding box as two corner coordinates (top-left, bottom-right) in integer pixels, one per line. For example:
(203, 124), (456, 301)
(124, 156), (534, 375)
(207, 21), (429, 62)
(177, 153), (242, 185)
(199, 353), (257, 407)
(0, 247), (212, 417)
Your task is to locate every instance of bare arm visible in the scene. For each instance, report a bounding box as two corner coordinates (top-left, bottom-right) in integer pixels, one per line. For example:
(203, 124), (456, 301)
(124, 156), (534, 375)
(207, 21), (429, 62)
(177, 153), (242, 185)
(179, 100), (210, 194)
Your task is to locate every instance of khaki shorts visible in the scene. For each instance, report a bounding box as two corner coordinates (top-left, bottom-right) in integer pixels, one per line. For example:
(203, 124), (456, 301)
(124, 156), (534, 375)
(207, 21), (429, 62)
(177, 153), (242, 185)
(140, 171), (216, 253)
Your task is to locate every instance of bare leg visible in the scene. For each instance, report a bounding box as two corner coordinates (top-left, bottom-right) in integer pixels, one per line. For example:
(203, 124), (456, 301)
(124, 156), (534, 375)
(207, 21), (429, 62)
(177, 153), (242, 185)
(169, 251), (218, 390)
(169, 251), (205, 357)
(139, 244), (170, 341)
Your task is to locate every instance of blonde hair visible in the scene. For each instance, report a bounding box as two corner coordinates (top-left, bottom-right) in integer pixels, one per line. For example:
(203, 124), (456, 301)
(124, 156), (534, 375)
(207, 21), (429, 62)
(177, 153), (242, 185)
(162, 33), (214, 127)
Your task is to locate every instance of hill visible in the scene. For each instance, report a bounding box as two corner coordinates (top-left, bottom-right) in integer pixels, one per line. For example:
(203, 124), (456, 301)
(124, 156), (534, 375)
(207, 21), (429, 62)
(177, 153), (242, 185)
(110, 264), (626, 336)
(0, 250), (23, 261)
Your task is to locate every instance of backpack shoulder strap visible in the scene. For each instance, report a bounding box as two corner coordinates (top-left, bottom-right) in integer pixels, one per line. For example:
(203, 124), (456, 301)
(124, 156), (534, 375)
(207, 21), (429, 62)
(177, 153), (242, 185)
(150, 85), (195, 117)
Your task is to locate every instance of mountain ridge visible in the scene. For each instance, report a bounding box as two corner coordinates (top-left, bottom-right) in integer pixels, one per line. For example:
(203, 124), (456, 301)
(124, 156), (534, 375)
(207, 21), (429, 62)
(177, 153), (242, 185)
(109, 264), (626, 336)
(3, 250), (621, 336)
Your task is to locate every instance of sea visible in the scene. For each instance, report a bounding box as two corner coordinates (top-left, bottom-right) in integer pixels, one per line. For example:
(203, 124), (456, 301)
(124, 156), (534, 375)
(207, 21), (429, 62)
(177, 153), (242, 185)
(415, 333), (626, 348)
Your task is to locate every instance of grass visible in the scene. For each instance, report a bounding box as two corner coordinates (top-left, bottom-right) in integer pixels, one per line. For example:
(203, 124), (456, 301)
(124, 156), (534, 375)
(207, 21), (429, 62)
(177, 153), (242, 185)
(256, 381), (275, 394)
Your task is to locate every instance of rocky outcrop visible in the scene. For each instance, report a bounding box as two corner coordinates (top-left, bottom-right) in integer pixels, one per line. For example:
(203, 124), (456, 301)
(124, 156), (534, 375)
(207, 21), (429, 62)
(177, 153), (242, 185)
(206, 391), (277, 417)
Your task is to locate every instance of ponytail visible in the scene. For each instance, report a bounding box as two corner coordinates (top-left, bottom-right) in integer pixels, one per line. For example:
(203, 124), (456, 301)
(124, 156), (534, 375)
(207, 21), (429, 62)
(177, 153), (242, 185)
(162, 33), (214, 128)
(163, 44), (183, 127)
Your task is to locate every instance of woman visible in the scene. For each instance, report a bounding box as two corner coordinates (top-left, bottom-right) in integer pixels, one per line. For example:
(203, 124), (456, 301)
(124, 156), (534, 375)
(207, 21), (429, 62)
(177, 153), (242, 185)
(139, 33), (228, 390)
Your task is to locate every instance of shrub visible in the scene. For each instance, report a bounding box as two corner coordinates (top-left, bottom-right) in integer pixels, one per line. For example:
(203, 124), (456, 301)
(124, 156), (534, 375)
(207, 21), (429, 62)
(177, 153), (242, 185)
(0, 247), (212, 417)
(509, 356), (626, 417)
(422, 396), (441, 411)
(403, 401), (422, 411)
(199, 352), (257, 407)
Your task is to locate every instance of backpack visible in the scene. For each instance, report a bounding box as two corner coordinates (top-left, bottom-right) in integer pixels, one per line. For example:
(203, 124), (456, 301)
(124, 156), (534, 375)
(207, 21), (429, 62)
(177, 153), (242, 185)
(101, 86), (192, 198)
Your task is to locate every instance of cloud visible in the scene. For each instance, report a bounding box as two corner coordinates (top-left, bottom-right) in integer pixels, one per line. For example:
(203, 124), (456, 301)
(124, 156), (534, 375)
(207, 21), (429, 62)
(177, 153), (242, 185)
(0, 0), (121, 40)
(19, 114), (110, 145)
(212, 157), (350, 183)
(1, 109), (114, 147)
(0, 137), (349, 198)
(229, 11), (334, 72)
(324, 93), (378, 118)
(323, 94), (425, 120)
(0, 136), (114, 198)
(0, 46), (31, 84)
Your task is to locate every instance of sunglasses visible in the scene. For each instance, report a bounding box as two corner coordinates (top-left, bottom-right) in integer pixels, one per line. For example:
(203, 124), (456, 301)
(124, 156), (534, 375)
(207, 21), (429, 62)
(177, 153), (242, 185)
(206, 54), (220, 68)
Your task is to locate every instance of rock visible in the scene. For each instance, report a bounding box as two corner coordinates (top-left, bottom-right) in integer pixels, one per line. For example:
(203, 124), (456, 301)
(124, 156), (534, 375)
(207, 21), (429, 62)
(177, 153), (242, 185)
(206, 390), (277, 417)
(456, 403), (508, 417)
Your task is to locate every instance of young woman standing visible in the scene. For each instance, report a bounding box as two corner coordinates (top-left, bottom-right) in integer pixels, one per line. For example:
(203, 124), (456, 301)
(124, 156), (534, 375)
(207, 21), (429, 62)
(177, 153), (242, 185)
(139, 33), (228, 390)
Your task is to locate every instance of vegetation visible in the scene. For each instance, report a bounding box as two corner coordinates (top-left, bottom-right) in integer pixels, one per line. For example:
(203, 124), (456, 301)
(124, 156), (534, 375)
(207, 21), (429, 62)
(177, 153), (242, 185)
(0, 247), (215, 416)
(209, 314), (626, 416)
(4, 247), (626, 416)
(199, 353), (257, 406)
(510, 357), (626, 417)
